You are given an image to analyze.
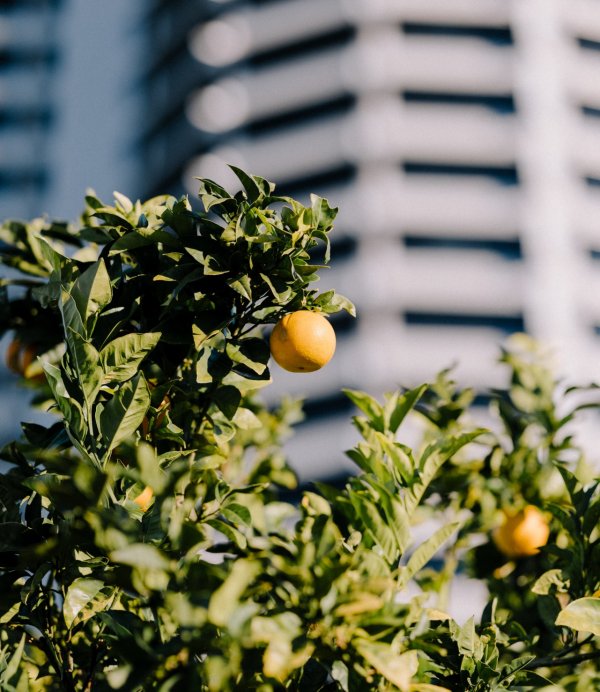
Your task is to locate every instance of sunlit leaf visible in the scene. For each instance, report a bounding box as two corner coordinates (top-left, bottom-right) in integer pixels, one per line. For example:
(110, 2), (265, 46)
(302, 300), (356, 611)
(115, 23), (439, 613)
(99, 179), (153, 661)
(555, 597), (600, 636)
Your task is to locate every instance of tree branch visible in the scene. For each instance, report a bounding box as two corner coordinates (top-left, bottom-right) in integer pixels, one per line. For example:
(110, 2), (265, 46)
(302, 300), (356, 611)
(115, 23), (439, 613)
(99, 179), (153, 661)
(525, 647), (600, 670)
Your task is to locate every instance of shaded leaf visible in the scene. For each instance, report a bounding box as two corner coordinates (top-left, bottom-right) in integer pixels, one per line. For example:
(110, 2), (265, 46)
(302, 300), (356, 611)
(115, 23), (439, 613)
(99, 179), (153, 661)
(99, 373), (150, 454)
(100, 332), (161, 384)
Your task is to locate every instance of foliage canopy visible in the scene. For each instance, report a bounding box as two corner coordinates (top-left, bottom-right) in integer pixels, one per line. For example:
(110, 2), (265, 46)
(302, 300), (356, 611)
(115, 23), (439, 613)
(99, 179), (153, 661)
(0, 168), (598, 690)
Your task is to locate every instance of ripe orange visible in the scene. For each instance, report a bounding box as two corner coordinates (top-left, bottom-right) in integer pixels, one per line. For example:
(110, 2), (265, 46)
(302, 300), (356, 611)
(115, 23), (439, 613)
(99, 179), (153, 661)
(133, 486), (154, 512)
(141, 395), (170, 436)
(5, 339), (23, 374)
(5, 339), (44, 381)
(269, 311), (336, 373)
(493, 505), (550, 559)
(21, 344), (38, 373)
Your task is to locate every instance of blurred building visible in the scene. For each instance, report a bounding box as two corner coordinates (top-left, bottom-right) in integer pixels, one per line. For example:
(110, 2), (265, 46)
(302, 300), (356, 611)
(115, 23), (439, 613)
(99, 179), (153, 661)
(0, 0), (61, 220)
(0, 0), (143, 444)
(3, 1), (600, 476)
(139, 0), (600, 479)
(0, 0), (63, 441)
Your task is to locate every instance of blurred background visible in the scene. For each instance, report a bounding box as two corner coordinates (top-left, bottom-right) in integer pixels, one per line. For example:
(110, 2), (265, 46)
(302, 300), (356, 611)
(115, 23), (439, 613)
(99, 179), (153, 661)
(2, 0), (600, 483)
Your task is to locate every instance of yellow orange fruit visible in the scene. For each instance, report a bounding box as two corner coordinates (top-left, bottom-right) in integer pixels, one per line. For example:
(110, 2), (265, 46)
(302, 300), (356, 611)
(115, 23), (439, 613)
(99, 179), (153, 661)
(269, 311), (336, 373)
(133, 486), (154, 512)
(493, 505), (550, 559)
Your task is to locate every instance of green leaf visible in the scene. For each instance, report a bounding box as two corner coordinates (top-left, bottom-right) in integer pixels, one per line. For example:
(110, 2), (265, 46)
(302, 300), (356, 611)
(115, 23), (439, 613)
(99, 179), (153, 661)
(400, 522), (460, 587)
(221, 502), (252, 528)
(213, 385), (242, 419)
(197, 177), (234, 212)
(111, 544), (170, 571)
(208, 559), (261, 627)
(354, 641), (418, 691)
(365, 477), (411, 554)
(499, 655), (535, 682)
(348, 489), (399, 563)
(66, 328), (102, 406)
(228, 275), (252, 301)
(388, 385), (428, 433)
(43, 362), (86, 439)
(310, 193), (338, 232)
(35, 234), (71, 274)
(315, 290), (356, 317)
(2, 633), (26, 684)
(582, 496), (600, 538)
(71, 259), (112, 323)
(99, 332), (161, 384)
(456, 616), (476, 656)
(137, 442), (164, 492)
(331, 661), (350, 692)
(260, 272), (292, 303)
(60, 291), (86, 338)
(226, 338), (270, 375)
(207, 518), (247, 549)
(108, 227), (179, 255)
(63, 578), (105, 629)
(555, 597), (600, 636)
(344, 389), (383, 428)
(531, 569), (568, 595)
(99, 373), (150, 454)
(232, 407), (261, 430)
(113, 191), (133, 213)
(230, 165), (274, 203)
(404, 430), (485, 516)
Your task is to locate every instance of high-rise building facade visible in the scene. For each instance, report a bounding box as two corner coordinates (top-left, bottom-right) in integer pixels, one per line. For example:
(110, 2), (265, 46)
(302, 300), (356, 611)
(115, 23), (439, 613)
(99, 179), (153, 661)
(0, 0), (62, 220)
(140, 0), (600, 479)
(0, 0), (143, 444)
(0, 0), (64, 442)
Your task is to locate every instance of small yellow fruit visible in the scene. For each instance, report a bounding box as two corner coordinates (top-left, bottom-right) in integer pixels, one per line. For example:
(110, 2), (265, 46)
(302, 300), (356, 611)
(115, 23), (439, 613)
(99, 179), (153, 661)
(133, 486), (154, 512)
(269, 311), (336, 373)
(493, 505), (550, 559)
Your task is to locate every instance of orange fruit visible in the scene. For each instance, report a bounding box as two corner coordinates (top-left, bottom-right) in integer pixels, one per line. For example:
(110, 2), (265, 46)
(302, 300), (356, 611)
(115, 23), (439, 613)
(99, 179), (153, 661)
(5, 339), (23, 374)
(141, 395), (170, 436)
(269, 311), (336, 373)
(133, 486), (154, 512)
(21, 344), (38, 373)
(5, 339), (45, 382)
(21, 344), (46, 382)
(493, 505), (550, 559)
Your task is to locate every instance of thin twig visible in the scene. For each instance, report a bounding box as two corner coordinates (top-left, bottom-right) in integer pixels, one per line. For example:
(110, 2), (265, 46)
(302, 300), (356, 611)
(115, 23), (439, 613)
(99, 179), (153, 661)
(525, 648), (600, 670)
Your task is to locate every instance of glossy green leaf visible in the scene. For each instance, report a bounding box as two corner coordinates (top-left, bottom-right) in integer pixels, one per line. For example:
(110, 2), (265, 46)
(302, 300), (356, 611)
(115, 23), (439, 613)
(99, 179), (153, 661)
(63, 578), (105, 628)
(99, 373), (150, 454)
(226, 338), (269, 375)
(66, 328), (102, 406)
(99, 332), (161, 384)
(71, 259), (112, 323)
(400, 522), (460, 587)
(213, 385), (242, 419)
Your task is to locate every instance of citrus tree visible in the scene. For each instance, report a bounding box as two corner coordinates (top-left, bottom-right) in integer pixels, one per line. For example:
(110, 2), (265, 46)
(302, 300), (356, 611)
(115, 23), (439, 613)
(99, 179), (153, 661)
(0, 168), (598, 690)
